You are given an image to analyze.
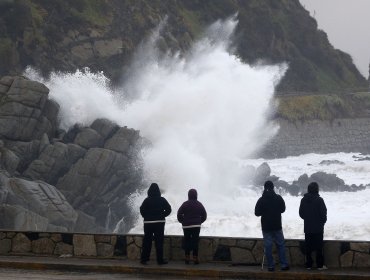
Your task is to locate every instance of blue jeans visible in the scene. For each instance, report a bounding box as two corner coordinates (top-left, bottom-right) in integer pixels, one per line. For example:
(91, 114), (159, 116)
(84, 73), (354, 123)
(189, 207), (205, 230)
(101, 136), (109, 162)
(262, 230), (289, 269)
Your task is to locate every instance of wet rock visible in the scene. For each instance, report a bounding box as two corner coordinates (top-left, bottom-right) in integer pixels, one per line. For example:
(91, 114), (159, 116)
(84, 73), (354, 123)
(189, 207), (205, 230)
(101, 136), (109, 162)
(74, 128), (104, 149)
(319, 160), (345, 165)
(253, 162), (271, 186)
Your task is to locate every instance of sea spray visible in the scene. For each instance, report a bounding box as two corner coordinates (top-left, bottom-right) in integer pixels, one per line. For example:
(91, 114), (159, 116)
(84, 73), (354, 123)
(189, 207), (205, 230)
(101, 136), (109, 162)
(24, 17), (286, 236)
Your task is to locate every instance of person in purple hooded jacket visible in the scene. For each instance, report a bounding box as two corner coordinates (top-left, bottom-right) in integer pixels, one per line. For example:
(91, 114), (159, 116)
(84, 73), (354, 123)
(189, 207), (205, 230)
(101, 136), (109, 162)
(177, 189), (207, 264)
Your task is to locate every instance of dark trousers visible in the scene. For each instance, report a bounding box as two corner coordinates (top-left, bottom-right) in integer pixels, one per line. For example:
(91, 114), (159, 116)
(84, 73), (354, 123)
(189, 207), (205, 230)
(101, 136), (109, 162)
(183, 227), (201, 256)
(141, 222), (165, 262)
(305, 232), (324, 268)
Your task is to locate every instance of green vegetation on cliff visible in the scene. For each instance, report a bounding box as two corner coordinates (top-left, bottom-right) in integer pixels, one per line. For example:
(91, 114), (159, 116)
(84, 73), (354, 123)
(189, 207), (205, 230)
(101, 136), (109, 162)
(0, 0), (368, 113)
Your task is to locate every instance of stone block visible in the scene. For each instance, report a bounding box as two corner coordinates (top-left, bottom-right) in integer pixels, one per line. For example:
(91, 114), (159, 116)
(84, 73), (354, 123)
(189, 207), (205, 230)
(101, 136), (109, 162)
(50, 234), (62, 243)
(213, 245), (231, 261)
(198, 238), (214, 262)
(95, 235), (111, 244)
(353, 252), (370, 267)
(127, 242), (140, 260)
(219, 238), (236, 247)
(11, 233), (31, 253)
(110, 236), (117, 246)
(54, 242), (73, 256)
(163, 237), (171, 260)
(32, 238), (55, 255)
(324, 242), (340, 267)
(171, 246), (185, 261)
(252, 240), (264, 263)
(6, 232), (16, 238)
(350, 242), (370, 253)
(97, 243), (114, 257)
(340, 251), (354, 268)
(285, 240), (300, 247)
(171, 236), (183, 248)
(230, 247), (255, 263)
(288, 247), (305, 266)
(236, 240), (255, 250)
(0, 239), (11, 254)
(0, 232), (6, 239)
(73, 234), (97, 256)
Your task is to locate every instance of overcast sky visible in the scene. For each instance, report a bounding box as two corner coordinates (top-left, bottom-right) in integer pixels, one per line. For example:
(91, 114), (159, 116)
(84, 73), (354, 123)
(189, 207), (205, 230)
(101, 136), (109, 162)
(299, 0), (370, 79)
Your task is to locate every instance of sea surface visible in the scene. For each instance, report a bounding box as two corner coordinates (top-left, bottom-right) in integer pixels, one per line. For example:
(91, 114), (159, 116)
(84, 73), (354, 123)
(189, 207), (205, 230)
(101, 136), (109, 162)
(130, 152), (370, 241)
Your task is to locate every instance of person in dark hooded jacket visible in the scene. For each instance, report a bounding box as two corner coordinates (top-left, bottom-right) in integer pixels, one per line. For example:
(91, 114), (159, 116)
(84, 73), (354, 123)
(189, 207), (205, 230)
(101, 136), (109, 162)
(140, 183), (172, 265)
(299, 182), (327, 270)
(255, 181), (289, 271)
(177, 189), (207, 264)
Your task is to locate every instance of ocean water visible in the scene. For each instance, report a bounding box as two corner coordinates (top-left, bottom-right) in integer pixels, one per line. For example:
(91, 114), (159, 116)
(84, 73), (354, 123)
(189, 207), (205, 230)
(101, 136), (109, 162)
(25, 17), (370, 241)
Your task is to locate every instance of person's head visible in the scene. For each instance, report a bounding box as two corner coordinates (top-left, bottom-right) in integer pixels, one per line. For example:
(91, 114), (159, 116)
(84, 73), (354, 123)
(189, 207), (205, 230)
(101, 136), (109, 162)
(148, 183), (161, 197)
(264, 180), (274, 191)
(188, 188), (198, 200)
(307, 182), (319, 194)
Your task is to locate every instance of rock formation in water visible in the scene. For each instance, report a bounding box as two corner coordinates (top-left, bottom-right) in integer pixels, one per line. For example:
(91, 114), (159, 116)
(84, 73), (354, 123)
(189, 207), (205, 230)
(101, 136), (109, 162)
(0, 75), (143, 233)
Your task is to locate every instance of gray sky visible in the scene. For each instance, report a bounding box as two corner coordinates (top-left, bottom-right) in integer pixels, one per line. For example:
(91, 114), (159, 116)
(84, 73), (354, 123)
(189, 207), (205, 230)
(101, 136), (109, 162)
(299, 0), (370, 78)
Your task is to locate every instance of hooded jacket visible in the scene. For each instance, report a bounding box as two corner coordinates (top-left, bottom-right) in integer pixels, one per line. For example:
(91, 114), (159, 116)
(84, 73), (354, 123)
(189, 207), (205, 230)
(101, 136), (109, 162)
(254, 189), (285, 231)
(140, 183), (172, 222)
(299, 192), (327, 233)
(177, 189), (207, 227)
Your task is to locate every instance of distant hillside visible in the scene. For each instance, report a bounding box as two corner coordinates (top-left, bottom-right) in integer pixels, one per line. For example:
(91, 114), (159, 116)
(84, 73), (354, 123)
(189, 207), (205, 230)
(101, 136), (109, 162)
(0, 0), (367, 93)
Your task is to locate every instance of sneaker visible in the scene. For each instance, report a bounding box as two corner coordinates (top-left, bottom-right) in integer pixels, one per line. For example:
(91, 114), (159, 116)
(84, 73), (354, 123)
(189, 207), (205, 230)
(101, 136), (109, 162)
(306, 267), (312, 270)
(157, 259), (168, 265)
(268, 267), (275, 272)
(317, 265), (328, 270)
(281, 266), (290, 271)
(140, 260), (148, 265)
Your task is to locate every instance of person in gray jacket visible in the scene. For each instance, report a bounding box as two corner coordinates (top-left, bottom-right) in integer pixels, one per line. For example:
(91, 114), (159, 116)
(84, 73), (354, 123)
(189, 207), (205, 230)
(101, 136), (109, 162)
(299, 182), (327, 270)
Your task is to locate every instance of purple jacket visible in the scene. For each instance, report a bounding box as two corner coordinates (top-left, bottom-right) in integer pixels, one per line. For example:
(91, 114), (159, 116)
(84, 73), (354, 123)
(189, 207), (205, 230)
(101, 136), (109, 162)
(177, 189), (207, 227)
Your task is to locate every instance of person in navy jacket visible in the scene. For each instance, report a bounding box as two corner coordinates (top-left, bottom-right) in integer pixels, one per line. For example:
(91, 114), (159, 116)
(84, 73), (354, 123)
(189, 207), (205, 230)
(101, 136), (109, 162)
(177, 189), (207, 264)
(140, 183), (171, 265)
(299, 182), (327, 270)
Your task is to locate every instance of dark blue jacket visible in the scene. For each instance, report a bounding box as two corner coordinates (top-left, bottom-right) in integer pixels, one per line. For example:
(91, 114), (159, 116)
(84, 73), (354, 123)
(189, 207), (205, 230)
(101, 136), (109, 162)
(177, 189), (207, 227)
(299, 192), (327, 233)
(255, 189), (285, 231)
(140, 183), (171, 222)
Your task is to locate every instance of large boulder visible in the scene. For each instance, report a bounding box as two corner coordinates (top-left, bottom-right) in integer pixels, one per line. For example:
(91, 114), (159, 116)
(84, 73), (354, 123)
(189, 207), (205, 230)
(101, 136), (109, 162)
(23, 142), (86, 184)
(0, 171), (78, 230)
(0, 76), (59, 141)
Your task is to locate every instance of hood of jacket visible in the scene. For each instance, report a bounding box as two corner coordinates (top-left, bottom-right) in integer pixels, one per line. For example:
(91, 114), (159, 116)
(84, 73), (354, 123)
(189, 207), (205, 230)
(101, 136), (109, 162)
(262, 189), (276, 199)
(148, 183), (161, 197)
(303, 192), (320, 203)
(188, 189), (197, 200)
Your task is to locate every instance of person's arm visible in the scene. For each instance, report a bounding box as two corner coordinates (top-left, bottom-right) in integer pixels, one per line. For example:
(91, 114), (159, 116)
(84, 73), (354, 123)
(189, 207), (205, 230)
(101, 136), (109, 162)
(320, 198), (327, 224)
(255, 198), (262, 217)
(140, 199), (147, 218)
(162, 198), (172, 217)
(177, 204), (185, 223)
(279, 196), (286, 213)
(200, 203), (207, 223)
(299, 200), (304, 219)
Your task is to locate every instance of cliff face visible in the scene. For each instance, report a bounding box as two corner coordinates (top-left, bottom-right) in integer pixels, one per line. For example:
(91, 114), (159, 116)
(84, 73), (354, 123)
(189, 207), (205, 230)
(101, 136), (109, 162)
(0, 0), (367, 92)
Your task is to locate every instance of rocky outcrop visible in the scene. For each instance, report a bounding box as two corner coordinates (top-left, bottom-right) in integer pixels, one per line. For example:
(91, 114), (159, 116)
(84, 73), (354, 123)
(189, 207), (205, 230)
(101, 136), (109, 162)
(0, 76), (144, 233)
(247, 162), (367, 196)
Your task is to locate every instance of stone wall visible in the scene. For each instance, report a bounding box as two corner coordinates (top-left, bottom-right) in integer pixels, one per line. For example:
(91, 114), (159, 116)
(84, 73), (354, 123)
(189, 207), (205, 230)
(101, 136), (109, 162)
(261, 118), (370, 158)
(0, 231), (369, 268)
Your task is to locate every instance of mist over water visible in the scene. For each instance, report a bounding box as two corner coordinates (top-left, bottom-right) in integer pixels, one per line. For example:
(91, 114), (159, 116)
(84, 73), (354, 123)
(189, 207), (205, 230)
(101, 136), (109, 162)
(25, 18), (370, 240)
